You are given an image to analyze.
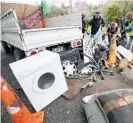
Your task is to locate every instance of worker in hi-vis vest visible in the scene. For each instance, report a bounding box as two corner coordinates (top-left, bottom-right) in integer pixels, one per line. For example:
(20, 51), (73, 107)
(124, 12), (133, 52)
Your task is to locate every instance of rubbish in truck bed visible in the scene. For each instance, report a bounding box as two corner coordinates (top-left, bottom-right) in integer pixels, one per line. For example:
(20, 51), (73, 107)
(21, 8), (43, 29)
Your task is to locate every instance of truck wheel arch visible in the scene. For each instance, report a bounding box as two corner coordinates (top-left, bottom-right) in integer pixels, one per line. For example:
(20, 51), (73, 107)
(14, 48), (25, 61)
(1, 41), (10, 54)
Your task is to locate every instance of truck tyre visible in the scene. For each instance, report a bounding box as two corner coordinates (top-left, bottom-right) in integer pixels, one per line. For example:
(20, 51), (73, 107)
(1, 41), (10, 54)
(10, 45), (15, 52)
(14, 48), (25, 61)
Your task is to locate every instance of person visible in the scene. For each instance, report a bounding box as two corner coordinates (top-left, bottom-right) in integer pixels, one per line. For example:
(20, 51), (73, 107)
(88, 12), (105, 38)
(124, 12), (133, 52)
(82, 14), (87, 38)
(107, 22), (118, 44)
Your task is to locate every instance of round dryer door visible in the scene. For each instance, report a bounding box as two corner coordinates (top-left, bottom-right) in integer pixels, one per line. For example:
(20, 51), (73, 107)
(33, 69), (57, 93)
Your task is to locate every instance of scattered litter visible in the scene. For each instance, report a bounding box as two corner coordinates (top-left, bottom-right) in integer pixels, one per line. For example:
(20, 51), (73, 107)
(81, 81), (93, 90)
(67, 111), (70, 114)
(63, 79), (89, 99)
(79, 53), (114, 80)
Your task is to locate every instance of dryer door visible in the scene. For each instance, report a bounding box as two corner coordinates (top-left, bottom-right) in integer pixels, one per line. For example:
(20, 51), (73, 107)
(33, 68), (57, 94)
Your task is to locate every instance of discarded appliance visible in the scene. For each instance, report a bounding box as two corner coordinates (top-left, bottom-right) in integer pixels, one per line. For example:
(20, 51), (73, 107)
(82, 89), (133, 123)
(10, 51), (68, 111)
(117, 45), (133, 62)
(1, 76), (45, 123)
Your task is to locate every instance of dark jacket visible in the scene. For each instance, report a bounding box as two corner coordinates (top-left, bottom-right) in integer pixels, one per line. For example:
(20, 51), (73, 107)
(82, 17), (86, 33)
(88, 17), (105, 35)
(107, 24), (118, 34)
(107, 24), (118, 42)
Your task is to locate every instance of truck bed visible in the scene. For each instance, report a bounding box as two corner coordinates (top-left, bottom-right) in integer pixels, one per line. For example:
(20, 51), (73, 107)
(22, 26), (82, 51)
(1, 9), (83, 52)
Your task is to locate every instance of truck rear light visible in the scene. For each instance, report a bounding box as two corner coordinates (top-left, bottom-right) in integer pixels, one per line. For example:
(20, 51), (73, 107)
(77, 41), (81, 46)
(30, 51), (37, 56)
(71, 40), (81, 48)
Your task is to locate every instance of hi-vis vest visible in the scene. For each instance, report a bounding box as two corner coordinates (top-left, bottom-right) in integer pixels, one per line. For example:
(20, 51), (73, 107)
(128, 20), (133, 36)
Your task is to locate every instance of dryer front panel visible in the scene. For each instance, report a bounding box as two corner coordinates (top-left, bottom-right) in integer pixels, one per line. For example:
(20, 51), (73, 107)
(10, 51), (68, 111)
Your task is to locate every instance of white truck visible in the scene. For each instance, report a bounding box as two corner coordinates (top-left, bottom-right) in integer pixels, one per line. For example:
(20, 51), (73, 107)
(1, 9), (83, 63)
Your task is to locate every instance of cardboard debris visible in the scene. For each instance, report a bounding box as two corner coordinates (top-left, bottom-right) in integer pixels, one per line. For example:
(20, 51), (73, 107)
(63, 79), (90, 99)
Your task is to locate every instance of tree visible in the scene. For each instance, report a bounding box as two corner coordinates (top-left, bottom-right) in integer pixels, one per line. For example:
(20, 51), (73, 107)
(103, 0), (133, 25)
(47, 5), (68, 18)
(118, 0), (133, 17)
(105, 3), (121, 24)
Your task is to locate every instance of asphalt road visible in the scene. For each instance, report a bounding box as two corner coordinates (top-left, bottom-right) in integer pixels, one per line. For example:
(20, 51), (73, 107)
(1, 49), (133, 123)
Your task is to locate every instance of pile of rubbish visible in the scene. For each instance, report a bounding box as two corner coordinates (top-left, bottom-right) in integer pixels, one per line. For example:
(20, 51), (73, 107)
(62, 25), (133, 81)
(1, 8), (133, 122)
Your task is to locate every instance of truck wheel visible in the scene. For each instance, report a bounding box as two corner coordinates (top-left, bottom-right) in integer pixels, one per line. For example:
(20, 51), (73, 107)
(14, 48), (25, 61)
(1, 41), (10, 54)
(9, 45), (15, 52)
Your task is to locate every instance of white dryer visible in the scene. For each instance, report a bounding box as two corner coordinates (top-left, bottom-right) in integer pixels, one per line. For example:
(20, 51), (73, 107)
(10, 51), (68, 111)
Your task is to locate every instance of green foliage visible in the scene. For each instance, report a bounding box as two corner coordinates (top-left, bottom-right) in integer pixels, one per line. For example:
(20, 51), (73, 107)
(104, 0), (133, 24)
(47, 5), (68, 18)
(105, 3), (121, 23)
